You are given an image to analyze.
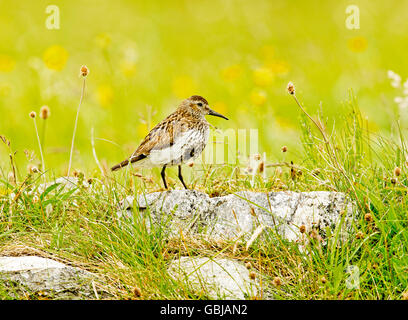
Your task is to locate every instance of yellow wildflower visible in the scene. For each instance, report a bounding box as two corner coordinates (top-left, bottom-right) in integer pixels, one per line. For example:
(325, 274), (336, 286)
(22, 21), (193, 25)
(265, 60), (290, 75)
(250, 89), (267, 106)
(120, 61), (137, 77)
(94, 33), (111, 49)
(221, 64), (242, 81)
(348, 36), (367, 53)
(253, 67), (274, 87)
(97, 84), (114, 107)
(172, 76), (196, 99)
(43, 45), (69, 71)
(0, 54), (15, 72)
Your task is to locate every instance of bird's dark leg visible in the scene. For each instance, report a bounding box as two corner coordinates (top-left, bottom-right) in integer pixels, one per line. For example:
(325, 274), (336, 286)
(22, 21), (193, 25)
(161, 166), (168, 189)
(178, 165), (188, 189)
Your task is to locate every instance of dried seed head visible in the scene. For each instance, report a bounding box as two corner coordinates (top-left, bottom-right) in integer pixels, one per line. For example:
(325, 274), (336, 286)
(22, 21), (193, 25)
(281, 146), (287, 152)
(364, 213), (373, 222)
(253, 154), (261, 161)
(29, 111), (36, 118)
(249, 271), (256, 280)
(272, 277), (282, 287)
(258, 161), (264, 173)
(27, 164), (39, 174)
(132, 286), (142, 298)
(188, 161), (194, 167)
(287, 82), (295, 95)
(32, 195), (39, 203)
(309, 229), (322, 242)
(312, 168), (320, 176)
(245, 262), (252, 270)
(391, 177), (397, 185)
(7, 171), (14, 182)
(0, 135), (10, 146)
(394, 167), (401, 177)
(40, 105), (50, 119)
(250, 207), (256, 216)
(321, 276), (327, 284)
(73, 169), (81, 178)
(299, 225), (306, 234)
(80, 65), (89, 77)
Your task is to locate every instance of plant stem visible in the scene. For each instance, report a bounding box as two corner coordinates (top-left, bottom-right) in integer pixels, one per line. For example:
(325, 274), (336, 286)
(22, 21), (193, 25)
(68, 78), (86, 176)
(291, 93), (361, 210)
(33, 118), (45, 182)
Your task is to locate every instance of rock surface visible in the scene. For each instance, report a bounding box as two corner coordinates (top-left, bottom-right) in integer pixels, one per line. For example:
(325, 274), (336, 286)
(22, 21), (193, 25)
(0, 256), (99, 299)
(118, 190), (354, 242)
(168, 256), (259, 299)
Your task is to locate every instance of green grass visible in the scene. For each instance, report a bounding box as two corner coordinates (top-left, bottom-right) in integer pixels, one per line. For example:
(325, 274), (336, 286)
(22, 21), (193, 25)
(1, 92), (408, 300)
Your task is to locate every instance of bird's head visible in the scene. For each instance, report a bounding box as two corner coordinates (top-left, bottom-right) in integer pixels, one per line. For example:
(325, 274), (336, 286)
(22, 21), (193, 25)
(180, 95), (228, 120)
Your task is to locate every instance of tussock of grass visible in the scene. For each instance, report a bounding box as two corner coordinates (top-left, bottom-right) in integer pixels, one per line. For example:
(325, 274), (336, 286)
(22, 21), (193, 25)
(1, 93), (408, 300)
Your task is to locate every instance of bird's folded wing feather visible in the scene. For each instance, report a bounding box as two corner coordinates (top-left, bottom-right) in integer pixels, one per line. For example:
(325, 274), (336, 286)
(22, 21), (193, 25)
(130, 112), (192, 161)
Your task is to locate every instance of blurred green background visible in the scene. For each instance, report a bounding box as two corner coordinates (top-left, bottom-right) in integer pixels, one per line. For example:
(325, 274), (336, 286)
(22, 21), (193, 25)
(0, 0), (407, 174)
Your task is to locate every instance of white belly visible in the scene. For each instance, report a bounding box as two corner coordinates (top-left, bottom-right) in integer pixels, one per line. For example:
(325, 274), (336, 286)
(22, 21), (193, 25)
(135, 129), (209, 168)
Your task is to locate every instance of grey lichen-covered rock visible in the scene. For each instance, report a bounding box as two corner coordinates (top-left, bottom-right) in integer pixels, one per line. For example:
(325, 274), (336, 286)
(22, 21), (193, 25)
(119, 190), (214, 237)
(168, 256), (259, 300)
(118, 190), (354, 242)
(0, 256), (98, 299)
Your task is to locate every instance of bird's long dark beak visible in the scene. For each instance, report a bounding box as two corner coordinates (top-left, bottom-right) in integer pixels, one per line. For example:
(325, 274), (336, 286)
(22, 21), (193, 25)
(208, 108), (228, 120)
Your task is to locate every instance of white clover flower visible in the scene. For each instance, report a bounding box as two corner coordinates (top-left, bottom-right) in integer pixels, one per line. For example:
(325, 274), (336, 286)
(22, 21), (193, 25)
(403, 79), (408, 95)
(388, 70), (401, 88)
(388, 71), (408, 111)
(394, 97), (404, 104)
(395, 96), (408, 109)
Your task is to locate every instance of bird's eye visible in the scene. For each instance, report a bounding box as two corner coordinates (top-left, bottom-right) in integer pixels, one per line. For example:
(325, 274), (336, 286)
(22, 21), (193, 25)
(197, 102), (203, 107)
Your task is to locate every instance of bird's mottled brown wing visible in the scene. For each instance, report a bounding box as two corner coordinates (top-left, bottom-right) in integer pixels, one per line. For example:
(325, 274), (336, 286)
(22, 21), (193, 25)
(111, 111), (194, 171)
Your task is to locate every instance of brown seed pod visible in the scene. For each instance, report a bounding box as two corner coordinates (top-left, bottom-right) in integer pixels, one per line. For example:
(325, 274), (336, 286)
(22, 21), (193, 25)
(287, 82), (295, 95)
(132, 286), (142, 298)
(364, 213), (373, 222)
(80, 65), (89, 77)
(40, 105), (50, 119)
(272, 277), (282, 287)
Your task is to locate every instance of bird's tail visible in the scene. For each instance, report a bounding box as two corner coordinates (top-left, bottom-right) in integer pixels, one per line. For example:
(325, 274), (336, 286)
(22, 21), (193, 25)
(111, 159), (129, 171)
(111, 154), (146, 172)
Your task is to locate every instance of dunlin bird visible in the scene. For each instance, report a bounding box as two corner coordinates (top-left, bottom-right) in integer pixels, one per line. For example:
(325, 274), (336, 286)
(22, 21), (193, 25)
(111, 95), (228, 189)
